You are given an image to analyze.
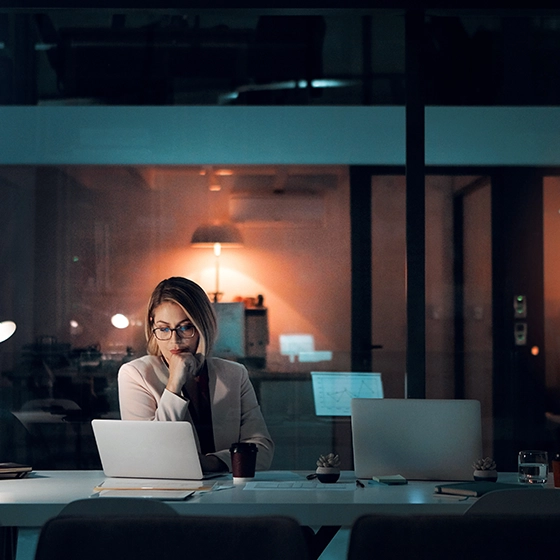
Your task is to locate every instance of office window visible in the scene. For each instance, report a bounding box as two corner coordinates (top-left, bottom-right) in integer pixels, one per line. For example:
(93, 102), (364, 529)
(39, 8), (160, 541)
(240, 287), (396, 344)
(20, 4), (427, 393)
(2, 10), (403, 106)
(369, 174), (494, 456)
(543, 176), (560, 453)
(0, 164), (355, 469)
(4, 9), (560, 106)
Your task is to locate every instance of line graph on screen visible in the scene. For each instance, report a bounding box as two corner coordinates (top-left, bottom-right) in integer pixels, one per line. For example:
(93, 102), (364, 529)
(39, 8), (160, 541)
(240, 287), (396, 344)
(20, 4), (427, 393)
(311, 372), (384, 416)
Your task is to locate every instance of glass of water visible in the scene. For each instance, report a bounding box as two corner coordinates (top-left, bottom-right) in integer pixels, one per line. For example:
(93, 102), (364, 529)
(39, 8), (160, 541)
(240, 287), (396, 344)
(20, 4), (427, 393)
(518, 450), (549, 484)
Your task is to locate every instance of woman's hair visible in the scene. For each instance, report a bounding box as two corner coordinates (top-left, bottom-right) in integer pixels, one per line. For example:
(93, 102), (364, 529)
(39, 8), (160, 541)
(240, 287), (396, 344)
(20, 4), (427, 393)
(145, 277), (217, 357)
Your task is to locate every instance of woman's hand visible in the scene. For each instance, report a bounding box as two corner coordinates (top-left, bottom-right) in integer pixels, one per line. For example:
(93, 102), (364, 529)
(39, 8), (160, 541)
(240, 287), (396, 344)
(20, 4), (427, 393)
(166, 352), (203, 395)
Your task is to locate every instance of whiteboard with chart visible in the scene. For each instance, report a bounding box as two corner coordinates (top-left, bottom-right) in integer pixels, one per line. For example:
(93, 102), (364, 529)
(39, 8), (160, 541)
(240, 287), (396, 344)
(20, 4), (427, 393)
(310, 372), (384, 416)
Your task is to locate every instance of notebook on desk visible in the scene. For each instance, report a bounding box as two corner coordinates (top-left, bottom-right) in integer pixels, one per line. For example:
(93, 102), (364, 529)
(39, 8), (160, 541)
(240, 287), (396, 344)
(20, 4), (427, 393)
(91, 419), (223, 480)
(351, 398), (482, 481)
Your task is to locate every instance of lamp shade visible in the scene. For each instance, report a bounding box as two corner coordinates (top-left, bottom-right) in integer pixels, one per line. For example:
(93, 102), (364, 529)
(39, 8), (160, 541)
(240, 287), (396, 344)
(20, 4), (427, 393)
(191, 222), (243, 248)
(0, 320), (16, 343)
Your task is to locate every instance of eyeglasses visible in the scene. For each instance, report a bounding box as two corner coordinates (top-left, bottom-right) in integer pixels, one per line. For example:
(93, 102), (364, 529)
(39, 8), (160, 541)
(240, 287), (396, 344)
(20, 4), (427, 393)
(152, 324), (197, 341)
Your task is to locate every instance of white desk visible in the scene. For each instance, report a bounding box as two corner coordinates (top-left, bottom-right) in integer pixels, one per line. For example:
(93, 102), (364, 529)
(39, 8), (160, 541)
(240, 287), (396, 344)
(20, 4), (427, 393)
(0, 470), (497, 528)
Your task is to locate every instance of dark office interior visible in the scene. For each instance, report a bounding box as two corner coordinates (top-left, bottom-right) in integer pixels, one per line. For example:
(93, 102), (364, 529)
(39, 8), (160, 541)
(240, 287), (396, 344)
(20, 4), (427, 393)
(2, 6), (560, 477)
(4, 8), (560, 107)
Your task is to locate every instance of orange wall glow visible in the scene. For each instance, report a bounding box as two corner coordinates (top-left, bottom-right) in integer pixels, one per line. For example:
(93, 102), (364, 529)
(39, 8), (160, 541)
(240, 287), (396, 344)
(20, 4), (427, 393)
(44, 166), (352, 371)
(544, 177), (560, 390)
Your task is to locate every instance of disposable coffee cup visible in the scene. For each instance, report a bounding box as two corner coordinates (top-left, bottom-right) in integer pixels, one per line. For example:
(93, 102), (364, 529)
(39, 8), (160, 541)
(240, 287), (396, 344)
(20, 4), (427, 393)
(230, 442), (258, 483)
(552, 453), (560, 488)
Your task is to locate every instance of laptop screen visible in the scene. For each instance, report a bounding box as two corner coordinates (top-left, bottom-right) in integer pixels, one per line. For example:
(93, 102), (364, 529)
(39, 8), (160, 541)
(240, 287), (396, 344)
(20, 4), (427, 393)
(91, 419), (221, 480)
(310, 371), (383, 416)
(351, 398), (483, 481)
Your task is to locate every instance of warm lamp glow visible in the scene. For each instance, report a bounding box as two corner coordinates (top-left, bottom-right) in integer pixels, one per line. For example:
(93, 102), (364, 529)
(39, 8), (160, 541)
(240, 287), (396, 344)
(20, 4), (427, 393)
(0, 320), (16, 343)
(191, 222), (243, 302)
(69, 319), (83, 336)
(208, 170), (221, 191)
(111, 313), (130, 329)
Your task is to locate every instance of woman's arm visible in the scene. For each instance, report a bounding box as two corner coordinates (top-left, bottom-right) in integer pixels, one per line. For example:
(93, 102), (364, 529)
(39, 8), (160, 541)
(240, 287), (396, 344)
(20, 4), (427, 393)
(208, 362), (274, 471)
(118, 360), (189, 421)
(237, 371), (275, 470)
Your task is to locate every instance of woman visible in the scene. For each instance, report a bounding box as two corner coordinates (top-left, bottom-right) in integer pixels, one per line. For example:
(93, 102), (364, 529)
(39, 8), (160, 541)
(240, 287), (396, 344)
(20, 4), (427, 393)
(118, 277), (274, 472)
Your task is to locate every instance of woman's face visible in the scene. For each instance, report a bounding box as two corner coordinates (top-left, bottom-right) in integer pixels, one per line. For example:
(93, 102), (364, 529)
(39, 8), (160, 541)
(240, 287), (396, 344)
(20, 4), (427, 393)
(151, 301), (201, 363)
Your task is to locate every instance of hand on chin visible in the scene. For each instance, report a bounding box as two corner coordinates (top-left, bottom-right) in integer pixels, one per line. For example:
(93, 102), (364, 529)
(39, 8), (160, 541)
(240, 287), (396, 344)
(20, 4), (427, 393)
(169, 350), (202, 377)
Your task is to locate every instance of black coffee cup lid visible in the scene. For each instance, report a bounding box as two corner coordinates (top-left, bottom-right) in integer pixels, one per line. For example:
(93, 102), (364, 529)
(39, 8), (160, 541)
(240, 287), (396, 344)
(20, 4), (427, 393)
(230, 442), (258, 452)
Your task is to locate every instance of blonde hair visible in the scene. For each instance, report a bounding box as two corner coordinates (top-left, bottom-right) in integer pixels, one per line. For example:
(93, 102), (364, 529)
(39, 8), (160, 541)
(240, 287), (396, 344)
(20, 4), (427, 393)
(145, 277), (217, 357)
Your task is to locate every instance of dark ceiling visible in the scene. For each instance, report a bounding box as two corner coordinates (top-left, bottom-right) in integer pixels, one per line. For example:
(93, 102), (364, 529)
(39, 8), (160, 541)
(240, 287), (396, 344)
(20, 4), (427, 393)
(2, 8), (560, 106)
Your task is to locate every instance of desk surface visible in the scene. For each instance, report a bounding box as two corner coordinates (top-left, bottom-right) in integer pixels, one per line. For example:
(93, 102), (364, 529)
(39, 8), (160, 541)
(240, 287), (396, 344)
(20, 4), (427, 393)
(0, 470), (525, 528)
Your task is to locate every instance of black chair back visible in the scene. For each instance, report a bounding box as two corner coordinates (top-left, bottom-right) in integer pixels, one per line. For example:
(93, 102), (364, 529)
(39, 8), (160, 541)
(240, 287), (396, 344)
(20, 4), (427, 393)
(348, 514), (560, 560)
(466, 487), (560, 514)
(35, 514), (308, 560)
(57, 497), (177, 516)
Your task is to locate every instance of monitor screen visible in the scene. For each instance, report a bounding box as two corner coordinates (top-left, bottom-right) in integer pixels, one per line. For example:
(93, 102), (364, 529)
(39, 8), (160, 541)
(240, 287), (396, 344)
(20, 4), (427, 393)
(311, 371), (384, 416)
(213, 302), (245, 358)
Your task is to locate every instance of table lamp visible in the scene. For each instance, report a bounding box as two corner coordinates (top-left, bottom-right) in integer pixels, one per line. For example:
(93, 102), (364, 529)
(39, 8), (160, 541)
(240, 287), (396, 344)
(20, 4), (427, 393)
(191, 221), (243, 302)
(0, 320), (16, 343)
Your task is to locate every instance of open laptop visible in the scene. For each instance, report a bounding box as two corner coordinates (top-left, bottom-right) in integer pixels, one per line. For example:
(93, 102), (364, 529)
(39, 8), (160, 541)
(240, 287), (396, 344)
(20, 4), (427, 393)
(91, 419), (223, 480)
(351, 399), (482, 481)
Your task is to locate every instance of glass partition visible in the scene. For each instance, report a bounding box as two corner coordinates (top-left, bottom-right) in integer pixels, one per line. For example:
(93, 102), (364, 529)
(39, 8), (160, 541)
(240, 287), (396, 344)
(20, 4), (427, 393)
(4, 9), (560, 107)
(0, 164), (352, 470)
(369, 174), (494, 457)
(543, 176), (560, 453)
(370, 175), (407, 397)
(2, 164), (558, 471)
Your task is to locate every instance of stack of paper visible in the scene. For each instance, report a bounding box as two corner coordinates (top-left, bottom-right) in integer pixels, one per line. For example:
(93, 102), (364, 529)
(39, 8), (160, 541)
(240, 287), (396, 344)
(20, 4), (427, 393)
(93, 478), (215, 500)
(0, 462), (32, 479)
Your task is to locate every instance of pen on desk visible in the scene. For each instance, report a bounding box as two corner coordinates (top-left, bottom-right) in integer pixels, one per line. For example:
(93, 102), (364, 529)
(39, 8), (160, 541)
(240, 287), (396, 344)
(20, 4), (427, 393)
(355, 479), (365, 488)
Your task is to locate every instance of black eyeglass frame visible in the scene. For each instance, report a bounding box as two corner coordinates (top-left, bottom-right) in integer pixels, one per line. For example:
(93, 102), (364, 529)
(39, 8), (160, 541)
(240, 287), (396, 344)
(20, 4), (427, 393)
(151, 325), (197, 341)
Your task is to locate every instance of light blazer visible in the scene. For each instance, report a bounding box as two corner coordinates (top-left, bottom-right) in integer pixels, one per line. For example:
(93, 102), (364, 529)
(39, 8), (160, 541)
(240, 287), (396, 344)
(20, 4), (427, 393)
(118, 355), (274, 471)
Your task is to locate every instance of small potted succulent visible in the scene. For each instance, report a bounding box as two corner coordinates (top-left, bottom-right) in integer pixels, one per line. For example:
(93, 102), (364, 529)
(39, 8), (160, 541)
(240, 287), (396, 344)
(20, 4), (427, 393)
(473, 457), (498, 482)
(316, 453), (341, 483)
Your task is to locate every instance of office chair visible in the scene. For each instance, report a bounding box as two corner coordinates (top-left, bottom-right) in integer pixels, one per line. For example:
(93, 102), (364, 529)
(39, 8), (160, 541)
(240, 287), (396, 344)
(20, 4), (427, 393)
(465, 487), (560, 514)
(57, 497), (178, 516)
(34, 515), (309, 560)
(20, 399), (81, 413)
(0, 525), (17, 560)
(347, 514), (560, 560)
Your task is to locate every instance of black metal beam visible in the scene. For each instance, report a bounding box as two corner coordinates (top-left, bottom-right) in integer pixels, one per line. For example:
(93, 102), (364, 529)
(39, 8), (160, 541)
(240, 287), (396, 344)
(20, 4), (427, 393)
(350, 165), (372, 372)
(452, 194), (465, 399)
(361, 14), (373, 105)
(405, 9), (426, 398)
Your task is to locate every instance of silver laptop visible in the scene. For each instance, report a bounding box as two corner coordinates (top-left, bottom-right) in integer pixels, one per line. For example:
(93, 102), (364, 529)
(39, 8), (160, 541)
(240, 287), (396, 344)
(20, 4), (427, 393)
(91, 419), (222, 480)
(351, 399), (482, 481)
